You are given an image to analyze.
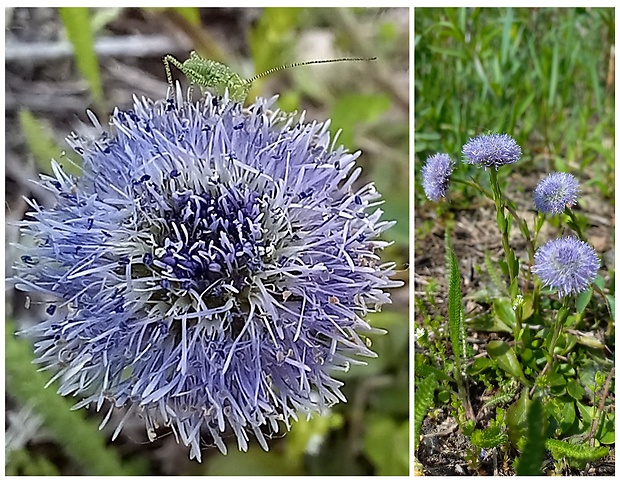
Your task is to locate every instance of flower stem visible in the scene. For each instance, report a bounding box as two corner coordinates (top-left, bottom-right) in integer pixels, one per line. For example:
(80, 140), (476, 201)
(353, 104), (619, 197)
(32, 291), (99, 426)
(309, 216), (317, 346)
(545, 296), (572, 371)
(504, 202), (535, 266)
(565, 208), (587, 241)
(452, 178), (494, 200)
(529, 296), (571, 397)
(489, 169), (522, 337)
(533, 212), (545, 248)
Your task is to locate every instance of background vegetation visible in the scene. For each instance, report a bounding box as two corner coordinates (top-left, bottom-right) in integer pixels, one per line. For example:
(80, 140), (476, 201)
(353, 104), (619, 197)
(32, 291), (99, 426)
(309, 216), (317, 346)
(5, 7), (409, 475)
(414, 7), (614, 475)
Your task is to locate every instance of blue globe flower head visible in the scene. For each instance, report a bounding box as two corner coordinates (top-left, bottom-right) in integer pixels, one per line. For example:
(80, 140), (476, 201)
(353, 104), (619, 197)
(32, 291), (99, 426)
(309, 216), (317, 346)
(533, 172), (580, 215)
(421, 153), (454, 201)
(462, 133), (521, 169)
(13, 90), (400, 461)
(531, 237), (600, 298)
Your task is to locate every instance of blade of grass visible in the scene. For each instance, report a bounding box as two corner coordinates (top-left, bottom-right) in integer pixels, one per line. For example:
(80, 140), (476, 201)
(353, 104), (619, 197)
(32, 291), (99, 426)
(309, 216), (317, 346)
(19, 109), (81, 176)
(500, 7), (513, 67)
(547, 39), (559, 108)
(58, 7), (104, 112)
(173, 7), (201, 26)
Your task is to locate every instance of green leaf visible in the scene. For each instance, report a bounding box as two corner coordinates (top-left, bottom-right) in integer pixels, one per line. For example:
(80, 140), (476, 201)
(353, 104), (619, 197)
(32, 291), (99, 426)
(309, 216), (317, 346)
(58, 8), (104, 109)
(576, 401), (594, 429)
(493, 298), (516, 330)
(468, 311), (513, 333)
(559, 401), (576, 433)
(470, 425), (508, 448)
(566, 379), (585, 401)
(467, 357), (494, 375)
(506, 391), (531, 448)
(487, 340), (530, 386)
(445, 232), (465, 370)
(596, 413), (615, 444)
(521, 293), (534, 320)
(496, 209), (506, 231)
(415, 362), (455, 383)
(414, 374), (437, 450)
(481, 391), (515, 411)
(437, 389), (451, 403)
(605, 294), (615, 321)
(516, 396), (545, 475)
(545, 438), (609, 462)
(509, 275), (519, 299)
(575, 287), (593, 314)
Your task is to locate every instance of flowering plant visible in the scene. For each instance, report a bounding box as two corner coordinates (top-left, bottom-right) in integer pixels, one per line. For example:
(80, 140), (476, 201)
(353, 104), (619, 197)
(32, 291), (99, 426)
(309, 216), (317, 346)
(13, 90), (399, 461)
(415, 132), (613, 474)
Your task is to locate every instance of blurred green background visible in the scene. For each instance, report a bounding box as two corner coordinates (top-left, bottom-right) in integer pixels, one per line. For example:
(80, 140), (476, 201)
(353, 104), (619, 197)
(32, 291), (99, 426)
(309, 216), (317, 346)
(5, 7), (409, 476)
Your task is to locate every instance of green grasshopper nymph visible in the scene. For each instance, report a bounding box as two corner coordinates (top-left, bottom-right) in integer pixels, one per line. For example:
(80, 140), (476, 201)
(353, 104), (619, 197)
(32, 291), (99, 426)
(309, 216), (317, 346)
(163, 51), (377, 102)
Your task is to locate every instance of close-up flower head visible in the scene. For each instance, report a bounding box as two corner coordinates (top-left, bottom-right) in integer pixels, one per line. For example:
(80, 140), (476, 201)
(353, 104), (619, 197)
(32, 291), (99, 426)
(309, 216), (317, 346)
(533, 172), (580, 215)
(531, 236), (600, 298)
(421, 153), (454, 201)
(13, 90), (399, 461)
(462, 133), (522, 169)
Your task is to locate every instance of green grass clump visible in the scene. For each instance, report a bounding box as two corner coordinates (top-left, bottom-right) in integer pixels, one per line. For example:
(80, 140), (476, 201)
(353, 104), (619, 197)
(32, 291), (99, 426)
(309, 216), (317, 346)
(415, 7), (614, 201)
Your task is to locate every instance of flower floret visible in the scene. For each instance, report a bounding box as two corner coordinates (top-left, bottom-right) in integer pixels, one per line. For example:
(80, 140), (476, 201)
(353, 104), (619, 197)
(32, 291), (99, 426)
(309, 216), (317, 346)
(462, 133), (521, 169)
(531, 236), (599, 297)
(533, 172), (580, 215)
(421, 153), (454, 201)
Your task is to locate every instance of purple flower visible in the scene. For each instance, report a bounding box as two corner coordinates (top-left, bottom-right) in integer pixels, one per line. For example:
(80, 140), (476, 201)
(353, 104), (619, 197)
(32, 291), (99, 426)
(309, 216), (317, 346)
(421, 153), (454, 201)
(532, 237), (599, 298)
(533, 172), (580, 215)
(13, 90), (399, 461)
(462, 133), (521, 169)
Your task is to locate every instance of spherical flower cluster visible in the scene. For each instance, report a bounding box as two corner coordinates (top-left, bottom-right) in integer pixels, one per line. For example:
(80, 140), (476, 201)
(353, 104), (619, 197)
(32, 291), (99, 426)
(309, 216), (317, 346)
(533, 172), (580, 215)
(421, 153), (454, 201)
(13, 90), (399, 461)
(531, 237), (599, 298)
(462, 133), (521, 169)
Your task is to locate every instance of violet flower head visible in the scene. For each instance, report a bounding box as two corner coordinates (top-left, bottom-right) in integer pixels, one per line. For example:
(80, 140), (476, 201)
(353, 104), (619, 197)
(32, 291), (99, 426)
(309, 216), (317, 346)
(421, 153), (454, 201)
(462, 133), (521, 169)
(533, 172), (580, 215)
(13, 90), (399, 461)
(531, 237), (599, 298)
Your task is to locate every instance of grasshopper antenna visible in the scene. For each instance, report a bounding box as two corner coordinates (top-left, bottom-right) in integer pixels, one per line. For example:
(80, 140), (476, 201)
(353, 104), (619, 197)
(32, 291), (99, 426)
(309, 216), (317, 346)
(245, 57), (377, 86)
